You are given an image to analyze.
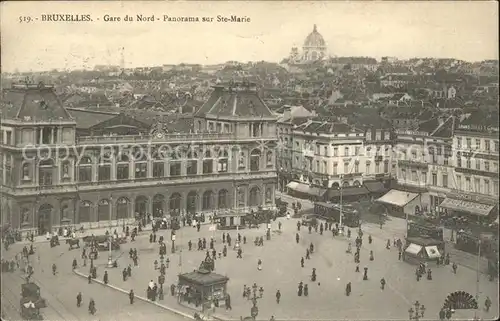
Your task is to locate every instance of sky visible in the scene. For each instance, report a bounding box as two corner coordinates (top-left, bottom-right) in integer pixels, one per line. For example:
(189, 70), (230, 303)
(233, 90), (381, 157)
(1, 1), (498, 72)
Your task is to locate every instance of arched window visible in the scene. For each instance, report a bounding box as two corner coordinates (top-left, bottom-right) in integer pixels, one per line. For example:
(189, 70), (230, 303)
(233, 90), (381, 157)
(97, 199), (110, 222)
(217, 149), (228, 173)
(202, 190), (214, 210)
(78, 156), (92, 182)
(218, 189), (228, 209)
(134, 149), (148, 179)
(98, 153), (112, 181)
(203, 150), (213, 174)
(152, 150), (165, 178)
(250, 149), (261, 172)
(353, 180), (360, 187)
(134, 196), (148, 216)
(266, 151), (273, 167)
(186, 191), (198, 214)
(187, 150), (198, 176)
(22, 163), (30, 181)
(170, 151), (181, 177)
(117, 153), (129, 180)
(169, 193), (182, 215)
(79, 201), (92, 223)
(39, 159), (54, 186)
(249, 186), (261, 207)
(116, 197), (130, 219)
(342, 181), (349, 187)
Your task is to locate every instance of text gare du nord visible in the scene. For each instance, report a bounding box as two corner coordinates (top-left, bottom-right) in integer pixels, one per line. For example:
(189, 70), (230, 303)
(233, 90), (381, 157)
(103, 14), (251, 23)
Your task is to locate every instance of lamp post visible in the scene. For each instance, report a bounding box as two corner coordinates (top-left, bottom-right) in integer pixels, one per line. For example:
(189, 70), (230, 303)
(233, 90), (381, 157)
(107, 197), (113, 268)
(339, 174), (344, 233)
(408, 301), (425, 320)
(245, 283), (264, 320)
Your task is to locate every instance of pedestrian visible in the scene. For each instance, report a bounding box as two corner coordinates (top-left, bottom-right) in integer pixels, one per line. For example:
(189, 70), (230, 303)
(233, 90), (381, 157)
(485, 296), (491, 312)
(386, 239), (391, 249)
(243, 236), (247, 244)
(223, 245), (227, 257)
(88, 274), (92, 284)
(301, 257), (304, 268)
(309, 243), (314, 253)
(188, 240), (192, 251)
(72, 258), (77, 269)
(355, 265), (359, 272)
(369, 250), (374, 261)
(149, 233), (153, 243)
(380, 278), (386, 290)
(427, 268), (432, 280)
(257, 259), (262, 271)
(122, 268), (128, 281)
(347, 229), (351, 238)
(278, 222), (282, 230)
(127, 264), (132, 277)
(129, 290), (135, 304)
(311, 268), (316, 282)
(368, 235), (372, 244)
(88, 298), (96, 315)
(452, 262), (457, 274)
(345, 282), (351, 296)
(296, 233), (300, 244)
(276, 290), (281, 303)
(225, 293), (232, 310)
(363, 267), (368, 280)
(52, 263), (57, 276)
(306, 249), (310, 260)
(303, 284), (309, 297)
(237, 248), (243, 258)
(103, 271), (108, 284)
(439, 308), (445, 320)
(170, 283), (176, 296)
(297, 282), (303, 296)
(398, 251), (402, 261)
(76, 292), (82, 307)
(153, 233), (157, 243)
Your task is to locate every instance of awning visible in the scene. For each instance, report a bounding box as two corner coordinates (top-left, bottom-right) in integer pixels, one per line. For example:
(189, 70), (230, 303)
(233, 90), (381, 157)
(363, 181), (387, 193)
(327, 186), (369, 198)
(439, 198), (494, 217)
(286, 181), (326, 197)
(425, 246), (441, 259)
(405, 243), (423, 255)
(376, 190), (419, 207)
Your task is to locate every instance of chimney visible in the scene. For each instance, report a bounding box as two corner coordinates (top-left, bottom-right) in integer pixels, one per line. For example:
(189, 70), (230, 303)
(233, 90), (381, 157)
(283, 105), (292, 120)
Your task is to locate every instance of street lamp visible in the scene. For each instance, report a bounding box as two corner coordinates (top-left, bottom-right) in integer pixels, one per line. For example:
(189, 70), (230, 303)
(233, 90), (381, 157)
(245, 283), (264, 320)
(171, 230), (176, 253)
(339, 175), (344, 233)
(408, 301), (425, 320)
(107, 196), (114, 268)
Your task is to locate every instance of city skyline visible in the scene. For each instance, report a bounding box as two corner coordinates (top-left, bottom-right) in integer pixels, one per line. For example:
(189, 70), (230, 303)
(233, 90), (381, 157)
(1, 1), (499, 72)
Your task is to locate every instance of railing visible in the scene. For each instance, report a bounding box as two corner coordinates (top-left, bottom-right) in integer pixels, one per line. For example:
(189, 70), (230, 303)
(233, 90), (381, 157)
(77, 133), (277, 144)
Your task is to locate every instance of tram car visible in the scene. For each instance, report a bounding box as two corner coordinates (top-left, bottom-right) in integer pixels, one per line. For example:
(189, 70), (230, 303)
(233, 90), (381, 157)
(20, 282), (46, 320)
(313, 202), (360, 227)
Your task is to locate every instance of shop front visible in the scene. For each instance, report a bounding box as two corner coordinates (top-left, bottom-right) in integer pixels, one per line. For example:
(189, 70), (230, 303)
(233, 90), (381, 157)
(376, 189), (423, 219)
(439, 193), (498, 232)
(403, 236), (445, 265)
(177, 268), (229, 312)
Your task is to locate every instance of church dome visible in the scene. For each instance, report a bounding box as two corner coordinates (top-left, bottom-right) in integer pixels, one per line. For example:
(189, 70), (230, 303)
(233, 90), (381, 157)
(303, 24), (326, 48)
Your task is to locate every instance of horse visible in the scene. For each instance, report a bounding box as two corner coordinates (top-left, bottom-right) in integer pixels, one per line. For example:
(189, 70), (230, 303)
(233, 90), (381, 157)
(66, 238), (80, 250)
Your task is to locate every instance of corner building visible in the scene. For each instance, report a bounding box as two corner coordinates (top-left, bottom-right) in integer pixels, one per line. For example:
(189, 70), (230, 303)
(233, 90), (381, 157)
(0, 82), (277, 235)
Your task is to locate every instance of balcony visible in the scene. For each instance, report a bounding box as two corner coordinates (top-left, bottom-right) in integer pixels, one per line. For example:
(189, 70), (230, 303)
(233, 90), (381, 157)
(398, 159), (428, 170)
(76, 133), (277, 145)
(454, 167), (498, 179)
(6, 171), (277, 196)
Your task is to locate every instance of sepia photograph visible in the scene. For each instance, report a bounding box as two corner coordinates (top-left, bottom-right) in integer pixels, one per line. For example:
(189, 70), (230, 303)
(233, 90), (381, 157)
(0, 1), (499, 320)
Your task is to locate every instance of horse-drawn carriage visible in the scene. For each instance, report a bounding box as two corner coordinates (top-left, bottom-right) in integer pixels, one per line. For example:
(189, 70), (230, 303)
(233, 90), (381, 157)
(83, 235), (120, 251)
(20, 282), (46, 320)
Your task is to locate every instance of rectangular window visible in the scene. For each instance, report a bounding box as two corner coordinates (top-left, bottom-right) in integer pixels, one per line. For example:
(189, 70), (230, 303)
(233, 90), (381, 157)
(457, 138), (462, 149)
(494, 141), (498, 152)
(476, 159), (481, 170)
(218, 159), (228, 173)
(466, 158), (471, 168)
(333, 148), (338, 157)
(432, 173), (437, 186)
(98, 166), (111, 181)
(484, 180), (490, 194)
(401, 168), (406, 179)
(323, 146), (328, 156)
(344, 162), (349, 173)
(187, 160), (198, 176)
(474, 178), (480, 193)
(170, 162), (181, 177)
(153, 162), (164, 178)
(485, 140), (490, 151)
(355, 147), (360, 156)
(494, 181), (499, 195)
(354, 162), (359, 173)
(315, 160), (319, 172)
(466, 138), (471, 149)
(135, 163), (147, 178)
(365, 161), (371, 174)
(344, 147), (349, 156)
(78, 166), (92, 182)
(442, 174), (448, 188)
(456, 175), (462, 189)
(485, 161), (490, 172)
(493, 162), (498, 173)
(323, 161), (327, 174)
(437, 147), (442, 156)
(475, 139), (481, 150)
(333, 163), (338, 175)
(411, 170), (417, 182)
(465, 177), (471, 191)
(383, 161), (388, 173)
(422, 172), (427, 184)
(117, 164), (129, 180)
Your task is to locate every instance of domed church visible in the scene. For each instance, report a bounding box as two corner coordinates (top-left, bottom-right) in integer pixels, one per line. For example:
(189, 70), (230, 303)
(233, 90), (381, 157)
(287, 25), (327, 64)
